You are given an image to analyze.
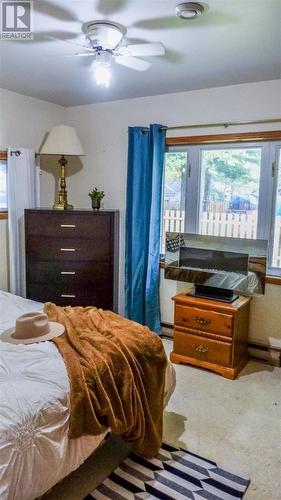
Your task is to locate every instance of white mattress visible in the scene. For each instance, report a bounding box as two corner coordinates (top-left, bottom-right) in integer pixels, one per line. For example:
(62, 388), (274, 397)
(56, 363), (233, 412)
(0, 291), (176, 500)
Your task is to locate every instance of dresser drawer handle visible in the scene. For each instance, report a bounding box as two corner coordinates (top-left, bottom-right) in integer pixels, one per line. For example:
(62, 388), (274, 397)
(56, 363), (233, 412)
(61, 294), (76, 298)
(196, 316), (211, 326)
(60, 271), (76, 275)
(192, 343), (209, 353)
(60, 224), (76, 228)
(60, 248), (76, 252)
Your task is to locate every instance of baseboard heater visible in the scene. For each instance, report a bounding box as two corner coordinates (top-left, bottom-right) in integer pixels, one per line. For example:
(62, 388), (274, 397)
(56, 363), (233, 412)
(160, 322), (281, 367)
(248, 342), (281, 367)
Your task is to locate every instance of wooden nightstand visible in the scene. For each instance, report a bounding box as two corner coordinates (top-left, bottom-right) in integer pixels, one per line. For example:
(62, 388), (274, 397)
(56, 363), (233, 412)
(170, 292), (251, 379)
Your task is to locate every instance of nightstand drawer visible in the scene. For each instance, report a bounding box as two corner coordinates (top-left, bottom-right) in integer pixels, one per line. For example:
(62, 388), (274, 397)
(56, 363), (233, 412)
(173, 330), (232, 367)
(175, 304), (233, 337)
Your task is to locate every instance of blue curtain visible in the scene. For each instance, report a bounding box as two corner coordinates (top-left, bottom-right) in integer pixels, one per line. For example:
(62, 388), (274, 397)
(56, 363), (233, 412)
(125, 124), (167, 333)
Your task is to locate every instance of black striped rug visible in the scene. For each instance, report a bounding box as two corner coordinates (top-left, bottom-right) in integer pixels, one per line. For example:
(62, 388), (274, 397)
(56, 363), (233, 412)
(85, 441), (250, 499)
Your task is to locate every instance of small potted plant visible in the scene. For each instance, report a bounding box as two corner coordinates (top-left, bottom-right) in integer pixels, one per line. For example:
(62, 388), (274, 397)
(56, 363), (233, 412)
(88, 187), (105, 210)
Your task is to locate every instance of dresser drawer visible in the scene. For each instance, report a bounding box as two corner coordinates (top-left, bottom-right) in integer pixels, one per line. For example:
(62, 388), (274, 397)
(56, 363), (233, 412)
(175, 304), (233, 337)
(26, 284), (113, 309)
(26, 261), (112, 285)
(173, 330), (232, 367)
(26, 236), (110, 262)
(25, 212), (111, 239)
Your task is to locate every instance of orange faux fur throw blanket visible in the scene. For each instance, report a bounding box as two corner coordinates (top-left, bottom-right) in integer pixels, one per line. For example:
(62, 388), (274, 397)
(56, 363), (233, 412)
(44, 303), (167, 458)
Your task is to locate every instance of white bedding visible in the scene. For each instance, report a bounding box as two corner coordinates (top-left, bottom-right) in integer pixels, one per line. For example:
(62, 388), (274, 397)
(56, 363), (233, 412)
(0, 291), (176, 500)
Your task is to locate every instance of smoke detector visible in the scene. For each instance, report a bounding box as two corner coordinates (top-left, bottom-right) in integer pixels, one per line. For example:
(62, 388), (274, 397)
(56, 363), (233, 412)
(175, 2), (204, 19)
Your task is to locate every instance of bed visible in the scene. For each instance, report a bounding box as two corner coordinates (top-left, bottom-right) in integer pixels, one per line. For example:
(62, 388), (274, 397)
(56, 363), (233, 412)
(0, 291), (176, 500)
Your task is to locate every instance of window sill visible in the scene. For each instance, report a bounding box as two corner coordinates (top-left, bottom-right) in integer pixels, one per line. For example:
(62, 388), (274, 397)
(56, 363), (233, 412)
(265, 275), (281, 286)
(0, 211), (8, 220)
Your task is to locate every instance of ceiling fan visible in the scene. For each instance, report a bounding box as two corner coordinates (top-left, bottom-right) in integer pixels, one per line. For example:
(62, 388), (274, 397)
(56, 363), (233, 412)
(31, 1), (211, 87)
(55, 20), (165, 87)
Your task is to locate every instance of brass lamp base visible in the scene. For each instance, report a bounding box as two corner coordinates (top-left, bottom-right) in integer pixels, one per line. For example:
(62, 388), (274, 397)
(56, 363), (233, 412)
(53, 155), (74, 211)
(53, 201), (73, 210)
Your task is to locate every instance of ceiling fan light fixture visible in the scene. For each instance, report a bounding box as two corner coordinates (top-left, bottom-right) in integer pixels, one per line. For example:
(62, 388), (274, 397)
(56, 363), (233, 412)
(175, 2), (204, 19)
(82, 20), (127, 50)
(92, 50), (112, 88)
(94, 65), (111, 87)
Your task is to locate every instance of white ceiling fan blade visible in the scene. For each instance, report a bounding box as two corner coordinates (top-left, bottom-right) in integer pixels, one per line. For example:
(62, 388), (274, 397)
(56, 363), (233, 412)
(46, 35), (94, 52)
(115, 56), (151, 71)
(73, 52), (95, 57)
(125, 42), (165, 57)
(51, 53), (94, 58)
(33, 1), (80, 22)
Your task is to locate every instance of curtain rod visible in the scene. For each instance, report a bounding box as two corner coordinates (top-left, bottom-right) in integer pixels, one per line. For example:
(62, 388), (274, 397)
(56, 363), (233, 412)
(161, 118), (281, 131)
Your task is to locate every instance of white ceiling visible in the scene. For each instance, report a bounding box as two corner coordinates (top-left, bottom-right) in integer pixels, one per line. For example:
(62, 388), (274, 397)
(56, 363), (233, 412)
(0, 0), (280, 107)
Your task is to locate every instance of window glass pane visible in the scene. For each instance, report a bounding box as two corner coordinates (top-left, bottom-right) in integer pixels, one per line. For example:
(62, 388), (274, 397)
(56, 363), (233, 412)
(162, 152), (187, 253)
(0, 161), (7, 210)
(272, 152), (281, 269)
(199, 148), (262, 239)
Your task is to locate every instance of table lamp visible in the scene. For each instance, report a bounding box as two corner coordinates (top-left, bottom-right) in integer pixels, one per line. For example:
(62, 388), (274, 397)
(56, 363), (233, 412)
(39, 125), (84, 210)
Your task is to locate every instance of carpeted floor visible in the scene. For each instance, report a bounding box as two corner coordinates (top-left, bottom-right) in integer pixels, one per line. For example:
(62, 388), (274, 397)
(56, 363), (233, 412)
(42, 339), (281, 500)
(85, 441), (250, 499)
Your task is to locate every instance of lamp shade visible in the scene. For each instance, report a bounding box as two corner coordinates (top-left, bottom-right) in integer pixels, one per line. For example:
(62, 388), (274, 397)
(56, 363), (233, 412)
(39, 125), (84, 156)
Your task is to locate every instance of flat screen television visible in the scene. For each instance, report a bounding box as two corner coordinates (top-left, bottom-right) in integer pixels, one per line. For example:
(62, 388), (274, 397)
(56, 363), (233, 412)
(165, 233), (268, 301)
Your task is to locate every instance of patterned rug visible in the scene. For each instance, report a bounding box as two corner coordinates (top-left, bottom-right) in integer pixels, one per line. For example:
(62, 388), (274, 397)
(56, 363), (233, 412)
(85, 441), (250, 499)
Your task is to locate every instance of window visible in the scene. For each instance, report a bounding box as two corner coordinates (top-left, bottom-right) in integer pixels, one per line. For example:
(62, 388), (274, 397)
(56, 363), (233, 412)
(0, 159), (8, 212)
(163, 140), (281, 275)
(163, 151), (187, 234)
(199, 148), (261, 239)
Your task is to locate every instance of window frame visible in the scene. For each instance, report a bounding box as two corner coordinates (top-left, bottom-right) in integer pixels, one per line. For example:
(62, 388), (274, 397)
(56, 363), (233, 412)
(269, 145), (281, 275)
(164, 133), (281, 277)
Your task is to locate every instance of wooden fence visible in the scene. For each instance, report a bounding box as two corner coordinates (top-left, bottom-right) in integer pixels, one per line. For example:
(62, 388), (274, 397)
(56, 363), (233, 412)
(163, 209), (281, 268)
(200, 211), (257, 239)
(163, 209), (185, 234)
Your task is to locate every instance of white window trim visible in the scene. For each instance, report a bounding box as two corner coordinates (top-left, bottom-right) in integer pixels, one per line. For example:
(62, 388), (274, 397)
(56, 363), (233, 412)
(268, 145), (281, 275)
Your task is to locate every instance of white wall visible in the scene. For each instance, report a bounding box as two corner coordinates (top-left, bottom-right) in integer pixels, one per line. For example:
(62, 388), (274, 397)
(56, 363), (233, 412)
(65, 79), (281, 348)
(0, 88), (65, 290)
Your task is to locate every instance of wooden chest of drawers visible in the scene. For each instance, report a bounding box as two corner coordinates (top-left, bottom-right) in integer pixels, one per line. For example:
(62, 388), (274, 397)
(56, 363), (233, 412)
(170, 293), (251, 379)
(25, 209), (119, 311)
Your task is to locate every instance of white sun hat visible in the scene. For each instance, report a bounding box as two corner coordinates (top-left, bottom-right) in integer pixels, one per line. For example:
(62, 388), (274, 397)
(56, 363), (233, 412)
(0, 312), (65, 345)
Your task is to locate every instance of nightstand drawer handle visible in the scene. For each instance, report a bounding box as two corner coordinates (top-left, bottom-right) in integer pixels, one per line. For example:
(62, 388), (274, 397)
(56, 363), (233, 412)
(60, 224), (76, 228)
(192, 344), (209, 353)
(60, 271), (76, 275)
(60, 248), (76, 252)
(196, 316), (211, 326)
(61, 294), (76, 298)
